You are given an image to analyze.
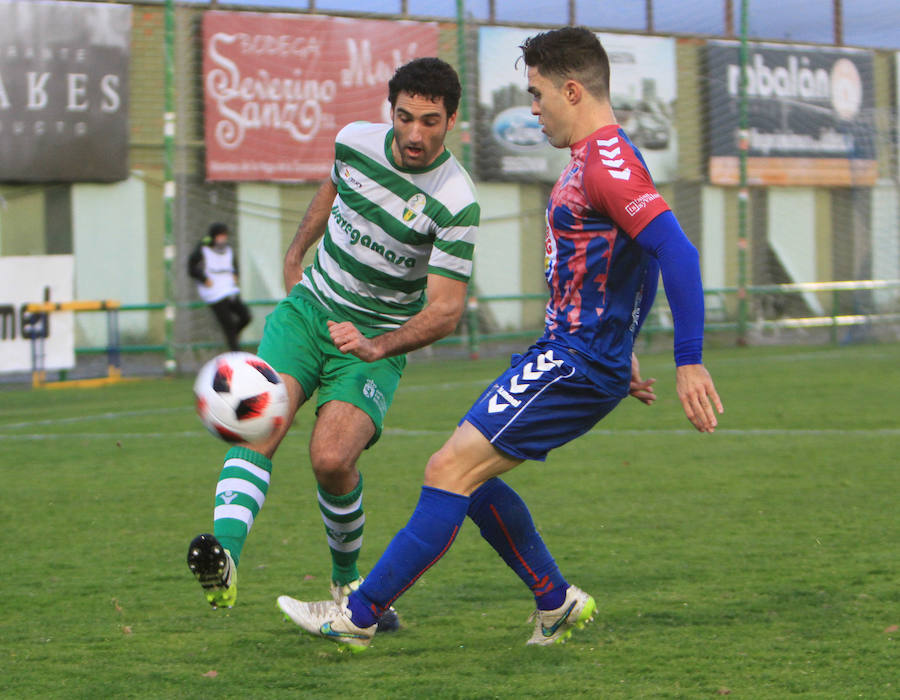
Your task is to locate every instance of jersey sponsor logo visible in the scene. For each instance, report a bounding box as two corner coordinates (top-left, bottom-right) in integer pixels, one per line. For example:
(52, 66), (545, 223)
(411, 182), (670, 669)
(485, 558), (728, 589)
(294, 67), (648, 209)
(402, 193), (426, 222)
(625, 192), (661, 217)
(341, 166), (363, 189)
(332, 206), (418, 268)
(596, 136), (631, 181)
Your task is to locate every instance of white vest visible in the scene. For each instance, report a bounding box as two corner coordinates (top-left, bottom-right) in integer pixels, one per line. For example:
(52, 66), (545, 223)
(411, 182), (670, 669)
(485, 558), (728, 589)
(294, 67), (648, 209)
(197, 245), (240, 303)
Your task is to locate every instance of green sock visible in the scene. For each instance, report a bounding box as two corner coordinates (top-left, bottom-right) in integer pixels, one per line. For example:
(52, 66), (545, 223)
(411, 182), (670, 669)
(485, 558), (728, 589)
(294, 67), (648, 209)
(317, 473), (365, 586)
(213, 446), (272, 567)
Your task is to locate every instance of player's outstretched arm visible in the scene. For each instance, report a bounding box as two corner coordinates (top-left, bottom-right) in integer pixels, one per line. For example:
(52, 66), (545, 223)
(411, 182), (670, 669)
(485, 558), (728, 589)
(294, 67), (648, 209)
(675, 363), (723, 433)
(283, 179), (338, 292)
(328, 274), (468, 362)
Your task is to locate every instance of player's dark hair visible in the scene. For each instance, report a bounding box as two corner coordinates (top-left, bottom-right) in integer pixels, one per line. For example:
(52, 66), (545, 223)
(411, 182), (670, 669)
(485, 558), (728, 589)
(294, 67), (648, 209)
(388, 57), (461, 117)
(208, 222), (229, 239)
(520, 26), (610, 101)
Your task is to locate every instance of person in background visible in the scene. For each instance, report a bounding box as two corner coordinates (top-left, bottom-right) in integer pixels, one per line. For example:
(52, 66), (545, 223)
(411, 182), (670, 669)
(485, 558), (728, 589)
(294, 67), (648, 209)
(188, 222), (252, 352)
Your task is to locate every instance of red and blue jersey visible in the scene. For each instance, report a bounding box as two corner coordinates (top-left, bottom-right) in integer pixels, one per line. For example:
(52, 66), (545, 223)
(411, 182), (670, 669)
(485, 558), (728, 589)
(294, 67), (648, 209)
(542, 123), (670, 392)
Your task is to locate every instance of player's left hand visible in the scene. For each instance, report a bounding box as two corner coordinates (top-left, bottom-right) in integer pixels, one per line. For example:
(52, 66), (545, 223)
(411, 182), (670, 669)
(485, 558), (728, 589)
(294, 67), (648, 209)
(675, 364), (724, 433)
(629, 352), (657, 405)
(327, 320), (381, 362)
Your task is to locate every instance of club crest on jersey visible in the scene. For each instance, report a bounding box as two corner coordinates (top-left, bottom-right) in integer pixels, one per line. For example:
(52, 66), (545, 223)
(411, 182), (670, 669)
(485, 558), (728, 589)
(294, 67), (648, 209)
(402, 193), (426, 222)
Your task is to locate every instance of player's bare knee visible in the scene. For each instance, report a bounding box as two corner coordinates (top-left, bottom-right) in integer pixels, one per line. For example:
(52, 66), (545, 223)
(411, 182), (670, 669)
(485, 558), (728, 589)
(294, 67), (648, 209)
(310, 445), (358, 485)
(423, 446), (464, 491)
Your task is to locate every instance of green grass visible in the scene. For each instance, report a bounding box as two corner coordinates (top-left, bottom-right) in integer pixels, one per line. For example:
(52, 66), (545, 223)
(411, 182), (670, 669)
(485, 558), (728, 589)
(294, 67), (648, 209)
(2, 343), (898, 698)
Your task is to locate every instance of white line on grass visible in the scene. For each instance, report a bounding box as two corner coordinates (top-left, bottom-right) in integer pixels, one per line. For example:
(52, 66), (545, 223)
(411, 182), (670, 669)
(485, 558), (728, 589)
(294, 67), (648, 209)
(1, 427), (897, 441)
(0, 380), (492, 432)
(0, 406), (189, 430)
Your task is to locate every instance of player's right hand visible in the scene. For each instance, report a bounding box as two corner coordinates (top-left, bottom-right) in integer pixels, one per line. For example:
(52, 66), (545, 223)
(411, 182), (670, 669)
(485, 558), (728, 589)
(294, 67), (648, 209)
(327, 320), (381, 362)
(675, 364), (723, 433)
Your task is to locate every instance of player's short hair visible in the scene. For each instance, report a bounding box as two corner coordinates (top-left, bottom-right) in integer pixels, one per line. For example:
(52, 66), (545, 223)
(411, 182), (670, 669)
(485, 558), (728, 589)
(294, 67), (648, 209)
(208, 222), (229, 239)
(519, 27), (610, 101)
(388, 57), (461, 117)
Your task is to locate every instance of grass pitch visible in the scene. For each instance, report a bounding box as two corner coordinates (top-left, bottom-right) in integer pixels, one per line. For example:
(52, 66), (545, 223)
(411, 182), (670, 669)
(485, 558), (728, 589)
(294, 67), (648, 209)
(1, 342), (898, 698)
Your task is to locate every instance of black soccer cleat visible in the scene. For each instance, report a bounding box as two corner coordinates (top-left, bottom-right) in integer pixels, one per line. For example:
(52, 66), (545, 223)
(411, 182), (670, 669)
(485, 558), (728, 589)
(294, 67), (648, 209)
(376, 606), (401, 633)
(187, 533), (237, 608)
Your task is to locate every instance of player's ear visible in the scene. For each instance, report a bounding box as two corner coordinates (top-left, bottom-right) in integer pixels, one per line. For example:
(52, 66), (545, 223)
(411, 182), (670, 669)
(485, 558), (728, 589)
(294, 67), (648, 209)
(564, 79), (582, 106)
(446, 110), (458, 131)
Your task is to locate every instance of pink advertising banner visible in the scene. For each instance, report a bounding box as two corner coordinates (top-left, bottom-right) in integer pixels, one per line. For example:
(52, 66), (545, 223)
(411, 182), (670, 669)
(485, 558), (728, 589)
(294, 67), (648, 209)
(203, 12), (439, 182)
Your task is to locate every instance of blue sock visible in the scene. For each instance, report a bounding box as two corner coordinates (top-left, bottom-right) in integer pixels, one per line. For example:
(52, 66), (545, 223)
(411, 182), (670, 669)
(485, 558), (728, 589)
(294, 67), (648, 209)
(347, 486), (469, 628)
(467, 478), (569, 610)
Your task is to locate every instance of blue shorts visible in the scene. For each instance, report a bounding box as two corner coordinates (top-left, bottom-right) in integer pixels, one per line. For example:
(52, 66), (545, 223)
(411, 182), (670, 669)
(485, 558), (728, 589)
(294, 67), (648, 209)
(461, 342), (622, 462)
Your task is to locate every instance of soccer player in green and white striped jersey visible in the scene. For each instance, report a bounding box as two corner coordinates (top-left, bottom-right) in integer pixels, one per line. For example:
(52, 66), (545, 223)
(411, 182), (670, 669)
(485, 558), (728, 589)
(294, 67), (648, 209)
(188, 58), (479, 631)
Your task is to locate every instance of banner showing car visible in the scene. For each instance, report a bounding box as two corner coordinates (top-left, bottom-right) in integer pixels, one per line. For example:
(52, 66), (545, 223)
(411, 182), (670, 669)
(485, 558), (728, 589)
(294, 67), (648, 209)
(706, 41), (877, 186)
(476, 27), (678, 183)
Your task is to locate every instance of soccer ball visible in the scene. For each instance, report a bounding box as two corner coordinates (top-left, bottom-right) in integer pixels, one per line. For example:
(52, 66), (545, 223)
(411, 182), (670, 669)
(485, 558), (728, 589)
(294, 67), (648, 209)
(194, 352), (289, 444)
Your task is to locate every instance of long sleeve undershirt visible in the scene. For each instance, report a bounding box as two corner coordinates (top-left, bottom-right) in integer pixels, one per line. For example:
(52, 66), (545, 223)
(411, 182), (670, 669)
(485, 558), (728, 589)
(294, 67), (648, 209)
(634, 210), (704, 366)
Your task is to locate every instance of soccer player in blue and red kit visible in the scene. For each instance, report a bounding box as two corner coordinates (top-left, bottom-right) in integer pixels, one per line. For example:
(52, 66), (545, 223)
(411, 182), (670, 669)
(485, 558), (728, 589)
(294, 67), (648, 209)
(278, 26), (724, 651)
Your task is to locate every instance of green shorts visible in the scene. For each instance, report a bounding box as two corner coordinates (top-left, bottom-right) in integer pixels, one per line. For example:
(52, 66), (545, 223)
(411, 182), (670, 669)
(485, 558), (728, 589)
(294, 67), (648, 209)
(256, 291), (406, 447)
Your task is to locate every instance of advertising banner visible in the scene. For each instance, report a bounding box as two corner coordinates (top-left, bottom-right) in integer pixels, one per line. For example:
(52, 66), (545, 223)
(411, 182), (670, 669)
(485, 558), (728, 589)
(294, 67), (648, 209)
(0, 256), (75, 373)
(706, 41), (877, 186)
(477, 27), (678, 183)
(0, 0), (131, 182)
(203, 12), (439, 182)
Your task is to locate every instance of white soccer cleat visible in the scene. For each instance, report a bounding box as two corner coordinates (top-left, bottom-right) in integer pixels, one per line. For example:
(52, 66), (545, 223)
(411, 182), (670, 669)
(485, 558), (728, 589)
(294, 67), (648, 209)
(329, 576), (363, 604)
(330, 577), (400, 633)
(526, 584), (597, 646)
(277, 595), (376, 653)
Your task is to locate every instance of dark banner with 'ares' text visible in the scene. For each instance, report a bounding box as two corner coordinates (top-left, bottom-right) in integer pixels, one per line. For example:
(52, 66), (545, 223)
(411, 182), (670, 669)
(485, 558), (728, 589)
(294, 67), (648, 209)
(0, 0), (131, 182)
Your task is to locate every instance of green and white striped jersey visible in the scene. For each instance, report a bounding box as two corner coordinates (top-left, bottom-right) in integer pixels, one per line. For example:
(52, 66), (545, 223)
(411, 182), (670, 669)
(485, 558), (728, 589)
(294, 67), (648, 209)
(298, 121), (480, 332)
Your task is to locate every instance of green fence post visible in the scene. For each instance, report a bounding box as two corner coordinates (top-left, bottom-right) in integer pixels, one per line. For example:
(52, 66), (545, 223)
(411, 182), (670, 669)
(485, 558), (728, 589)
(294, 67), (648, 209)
(736, 0), (750, 345)
(162, 0), (177, 374)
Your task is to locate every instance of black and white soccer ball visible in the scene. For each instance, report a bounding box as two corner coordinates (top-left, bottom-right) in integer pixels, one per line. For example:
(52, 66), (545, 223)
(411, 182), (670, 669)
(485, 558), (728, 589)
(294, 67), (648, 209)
(193, 352), (289, 444)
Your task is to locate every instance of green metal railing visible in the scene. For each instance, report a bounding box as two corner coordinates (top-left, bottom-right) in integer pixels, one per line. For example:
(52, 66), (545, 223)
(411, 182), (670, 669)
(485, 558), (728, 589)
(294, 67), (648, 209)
(71, 280), (900, 362)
